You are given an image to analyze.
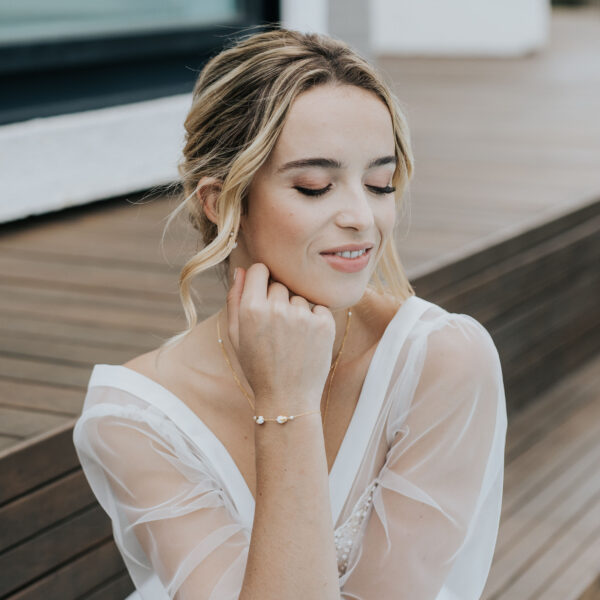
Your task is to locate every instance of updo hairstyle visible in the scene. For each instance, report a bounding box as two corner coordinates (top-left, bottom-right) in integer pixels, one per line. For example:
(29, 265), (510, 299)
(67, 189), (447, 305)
(160, 28), (415, 351)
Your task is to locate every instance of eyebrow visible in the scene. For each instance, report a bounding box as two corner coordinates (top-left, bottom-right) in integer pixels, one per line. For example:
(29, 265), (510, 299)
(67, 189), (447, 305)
(276, 155), (397, 173)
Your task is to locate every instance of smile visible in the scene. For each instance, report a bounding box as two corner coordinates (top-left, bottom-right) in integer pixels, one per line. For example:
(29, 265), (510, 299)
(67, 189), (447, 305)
(333, 249), (367, 258)
(320, 247), (372, 273)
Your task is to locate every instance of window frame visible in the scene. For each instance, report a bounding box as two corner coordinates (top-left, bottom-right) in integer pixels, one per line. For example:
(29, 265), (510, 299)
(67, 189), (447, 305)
(0, 0), (279, 124)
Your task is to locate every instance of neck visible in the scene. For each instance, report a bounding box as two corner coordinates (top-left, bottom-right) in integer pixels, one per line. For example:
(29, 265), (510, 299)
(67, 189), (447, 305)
(330, 305), (352, 365)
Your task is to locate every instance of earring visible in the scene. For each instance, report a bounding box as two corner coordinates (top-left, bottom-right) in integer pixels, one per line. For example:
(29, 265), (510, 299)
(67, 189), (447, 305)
(229, 231), (238, 249)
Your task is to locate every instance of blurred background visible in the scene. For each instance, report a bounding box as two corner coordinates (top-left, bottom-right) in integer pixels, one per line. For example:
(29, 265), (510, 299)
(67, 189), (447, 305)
(0, 1), (599, 599)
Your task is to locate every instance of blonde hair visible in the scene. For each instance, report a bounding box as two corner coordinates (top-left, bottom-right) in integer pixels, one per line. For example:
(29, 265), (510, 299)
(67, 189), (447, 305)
(159, 28), (415, 351)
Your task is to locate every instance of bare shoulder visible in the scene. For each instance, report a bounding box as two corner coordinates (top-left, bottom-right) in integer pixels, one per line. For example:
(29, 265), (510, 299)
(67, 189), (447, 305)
(121, 311), (229, 414)
(122, 348), (161, 377)
(355, 287), (404, 339)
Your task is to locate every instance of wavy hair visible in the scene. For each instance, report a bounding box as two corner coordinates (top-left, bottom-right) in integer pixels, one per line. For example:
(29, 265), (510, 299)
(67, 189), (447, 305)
(159, 28), (415, 351)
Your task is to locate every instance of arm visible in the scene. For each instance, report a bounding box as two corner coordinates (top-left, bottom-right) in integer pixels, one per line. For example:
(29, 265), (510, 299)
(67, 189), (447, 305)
(340, 313), (507, 599)
(228, 264), (341, 599)
(75, 387), (340, 600)
(74, 265), (342, 599)
(240, 407), (340, 600)
(73, 389), (252, 600)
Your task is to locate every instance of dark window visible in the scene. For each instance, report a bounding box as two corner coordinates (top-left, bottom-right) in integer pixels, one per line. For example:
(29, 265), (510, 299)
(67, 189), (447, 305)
(0, 0), (279, 125)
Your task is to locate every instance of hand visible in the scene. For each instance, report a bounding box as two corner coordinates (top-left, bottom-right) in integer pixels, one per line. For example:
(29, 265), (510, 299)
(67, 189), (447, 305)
(226, 263), (335, 412)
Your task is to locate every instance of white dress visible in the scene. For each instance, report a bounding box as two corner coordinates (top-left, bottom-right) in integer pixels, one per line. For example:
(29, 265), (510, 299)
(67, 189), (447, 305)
(73, 295), (507, 600)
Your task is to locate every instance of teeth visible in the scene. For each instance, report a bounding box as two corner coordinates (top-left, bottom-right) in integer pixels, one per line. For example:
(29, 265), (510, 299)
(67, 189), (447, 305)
(334, 249), (367, 258)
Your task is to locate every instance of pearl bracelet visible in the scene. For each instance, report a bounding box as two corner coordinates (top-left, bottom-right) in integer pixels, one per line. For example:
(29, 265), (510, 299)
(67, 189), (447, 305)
(253, 409), (321, 424)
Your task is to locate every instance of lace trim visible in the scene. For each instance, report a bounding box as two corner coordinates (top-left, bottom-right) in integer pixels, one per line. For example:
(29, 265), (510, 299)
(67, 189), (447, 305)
(334, 480), (379, 576)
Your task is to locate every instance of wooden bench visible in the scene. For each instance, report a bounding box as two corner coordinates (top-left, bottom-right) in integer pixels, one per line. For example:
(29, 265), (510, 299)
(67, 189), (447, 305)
(418, 197), (600, 413)
(0, 421), (134, 599)
(1, 198), (598, 598)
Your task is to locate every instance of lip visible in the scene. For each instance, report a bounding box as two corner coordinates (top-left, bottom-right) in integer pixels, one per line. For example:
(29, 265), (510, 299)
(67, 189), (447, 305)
(319, 243), (374, 254)
(319, 246), (373, 273)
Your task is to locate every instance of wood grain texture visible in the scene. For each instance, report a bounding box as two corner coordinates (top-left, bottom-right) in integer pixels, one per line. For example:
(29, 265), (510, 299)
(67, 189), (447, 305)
(482, 353), (600, 600)
(0, 7), (598, 599)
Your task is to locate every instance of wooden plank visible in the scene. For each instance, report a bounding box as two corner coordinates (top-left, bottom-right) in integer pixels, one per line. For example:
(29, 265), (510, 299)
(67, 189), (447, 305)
(0, 356), (92, 388)
(0, 279), (184, 315)
(8, 540), (128, 600)
(0, 504), (112, 597)
(84, 571), (135, 600)
(0, 406), (70, 438)
(504, 354), (599, 462)
(0, 379), (91, 416)
(0, 470), (95, 552)
(0, 290), (190, 334)
(494, 440), (600, 564)
(435, 215), (600, 322)
(0, 312), (167, 352)
(492, 266), (599, 373)
(0, 331), (154, 369)
(536, 542), (600, 600)
(482, 353), (600, 599)
(577, 573), (600, 600)
(502, 383), (600, 517)
(503, 302), (600, 396)
(487, 488), (600, 599)
(506, 320), (600, 412)
(0, 434), (21, 451)
(0, 420), (78, 503)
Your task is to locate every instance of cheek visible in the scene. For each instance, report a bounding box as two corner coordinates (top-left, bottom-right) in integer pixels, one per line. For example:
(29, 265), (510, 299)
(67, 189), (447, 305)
(276, 210), (308, 240)
(247, 205), (312, 255)
(378, 201), (397, 236)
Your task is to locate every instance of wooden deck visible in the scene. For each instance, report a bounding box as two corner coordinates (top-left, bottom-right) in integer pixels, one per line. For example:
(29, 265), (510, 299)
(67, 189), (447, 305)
(0, 6), (599, 599)
(383, 5), (600, 277)
(0, 5), (598, 451)
(483, 352), (600, 600)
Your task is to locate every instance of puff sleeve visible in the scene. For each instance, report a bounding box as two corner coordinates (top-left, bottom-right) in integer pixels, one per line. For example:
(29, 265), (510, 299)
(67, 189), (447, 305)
(339, 314), (508, 600)
(73, 386), (250, 600)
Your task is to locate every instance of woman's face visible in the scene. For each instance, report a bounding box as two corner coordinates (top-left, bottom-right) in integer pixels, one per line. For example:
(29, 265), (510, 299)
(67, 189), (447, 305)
(236, 83), (398, 309)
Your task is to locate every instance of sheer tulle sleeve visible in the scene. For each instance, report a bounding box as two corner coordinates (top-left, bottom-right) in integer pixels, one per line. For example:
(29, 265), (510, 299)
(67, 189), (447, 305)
(72, 387), (250, 600)
(340, 314), (508, 600)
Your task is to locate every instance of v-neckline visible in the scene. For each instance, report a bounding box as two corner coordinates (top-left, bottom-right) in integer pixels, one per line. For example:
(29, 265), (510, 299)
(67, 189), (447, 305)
(87, 295), (428, 530)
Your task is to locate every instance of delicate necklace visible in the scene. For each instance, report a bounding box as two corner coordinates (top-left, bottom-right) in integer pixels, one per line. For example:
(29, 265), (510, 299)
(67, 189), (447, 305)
(217, 308), (352, 434)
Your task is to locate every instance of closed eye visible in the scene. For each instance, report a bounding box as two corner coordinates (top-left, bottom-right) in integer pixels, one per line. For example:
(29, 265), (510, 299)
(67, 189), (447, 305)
(294, 183), (395, 197)
(294, 184), (332, 197)
(366, 185), (396, 195)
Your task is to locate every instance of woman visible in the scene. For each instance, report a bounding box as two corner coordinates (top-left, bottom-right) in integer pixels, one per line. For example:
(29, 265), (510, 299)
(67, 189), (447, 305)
(73, 29), (507, 600)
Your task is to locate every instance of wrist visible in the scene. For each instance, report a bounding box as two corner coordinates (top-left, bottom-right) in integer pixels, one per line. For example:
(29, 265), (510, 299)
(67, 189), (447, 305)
(253, 392), (321, 416)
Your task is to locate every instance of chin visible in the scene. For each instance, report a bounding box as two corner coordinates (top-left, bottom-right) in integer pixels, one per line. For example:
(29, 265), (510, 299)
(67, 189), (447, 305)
(258, 258), (372, 308)
(288, 279), (369, 310)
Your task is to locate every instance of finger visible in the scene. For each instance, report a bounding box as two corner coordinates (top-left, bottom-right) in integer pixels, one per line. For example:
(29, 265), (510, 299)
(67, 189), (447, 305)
(267, 281), (290, 303)
(290, 295), (310, 309)
(241, 263), (270, 306)
(226, 267), (246, 351)
(312, 304), (334, 320)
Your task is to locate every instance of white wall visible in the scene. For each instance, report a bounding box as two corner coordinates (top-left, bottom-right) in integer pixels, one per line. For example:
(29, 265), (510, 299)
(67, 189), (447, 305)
(0, 0), (551, 223)
(371, 0), (550, 56)
(0, 95), (189, 223)
(281, 0), (328, 34)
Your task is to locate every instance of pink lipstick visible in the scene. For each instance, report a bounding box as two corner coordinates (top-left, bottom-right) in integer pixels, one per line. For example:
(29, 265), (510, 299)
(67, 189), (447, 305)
(319, 244), (373, 273)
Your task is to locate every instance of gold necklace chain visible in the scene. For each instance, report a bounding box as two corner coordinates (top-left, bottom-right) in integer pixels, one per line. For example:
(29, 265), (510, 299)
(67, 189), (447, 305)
(217, 308), (352, 432)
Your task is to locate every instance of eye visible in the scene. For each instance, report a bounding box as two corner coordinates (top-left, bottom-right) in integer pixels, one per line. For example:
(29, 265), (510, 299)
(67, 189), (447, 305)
(366, 185), (396, 195)
(294, 184), (332, 197)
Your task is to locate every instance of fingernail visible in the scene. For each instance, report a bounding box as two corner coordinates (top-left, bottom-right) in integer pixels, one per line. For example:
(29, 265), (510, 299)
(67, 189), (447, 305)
(233, 267), (238, 281)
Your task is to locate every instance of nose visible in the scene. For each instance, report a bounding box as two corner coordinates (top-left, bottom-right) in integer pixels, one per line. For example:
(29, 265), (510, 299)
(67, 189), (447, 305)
(334, 185), (375, 231)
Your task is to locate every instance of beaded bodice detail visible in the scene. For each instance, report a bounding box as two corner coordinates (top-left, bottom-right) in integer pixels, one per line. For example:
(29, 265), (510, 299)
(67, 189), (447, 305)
(334, 480), (379, 577)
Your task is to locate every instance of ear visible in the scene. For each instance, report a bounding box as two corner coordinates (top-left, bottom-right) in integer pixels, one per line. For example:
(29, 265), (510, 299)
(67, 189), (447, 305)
(195, 177), (222, 225)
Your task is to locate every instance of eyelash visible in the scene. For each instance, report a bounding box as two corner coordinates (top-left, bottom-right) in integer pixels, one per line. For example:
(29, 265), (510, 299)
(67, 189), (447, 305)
(294, 184), (396, 197)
